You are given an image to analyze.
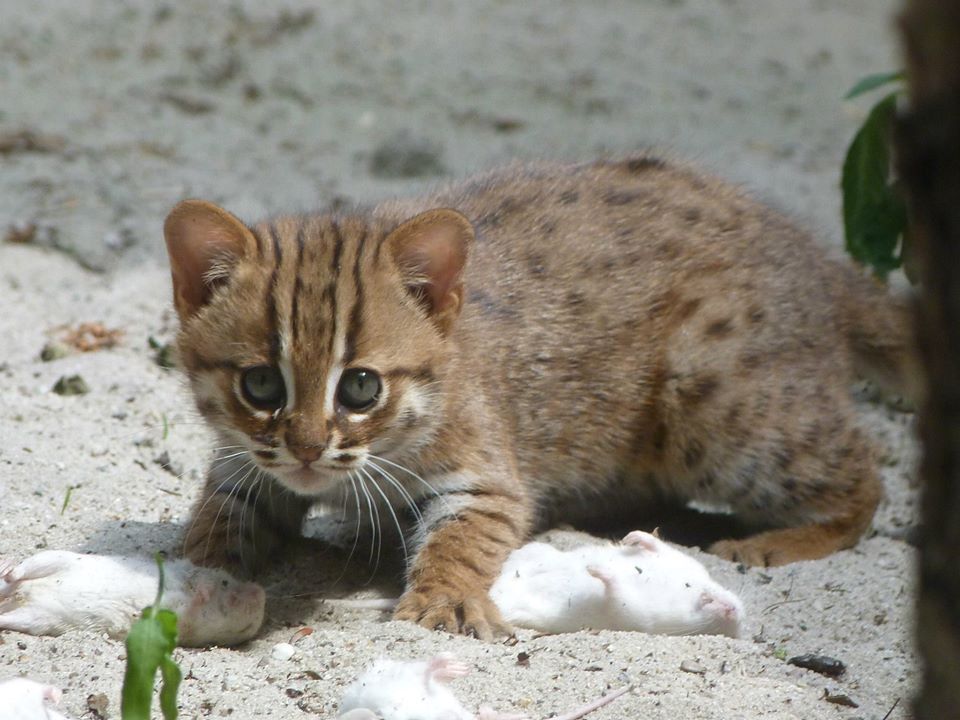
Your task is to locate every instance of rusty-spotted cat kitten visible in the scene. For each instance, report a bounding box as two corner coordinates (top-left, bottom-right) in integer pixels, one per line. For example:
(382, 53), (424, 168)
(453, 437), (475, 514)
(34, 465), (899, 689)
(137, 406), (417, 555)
(164, 158), (915, 639)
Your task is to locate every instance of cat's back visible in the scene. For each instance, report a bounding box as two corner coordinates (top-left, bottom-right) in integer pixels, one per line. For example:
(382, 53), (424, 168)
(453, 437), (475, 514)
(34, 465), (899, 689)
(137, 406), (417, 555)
(413, 159), (840, 333)
(391, 159), (842, 376)
(372, 159), (859, 498)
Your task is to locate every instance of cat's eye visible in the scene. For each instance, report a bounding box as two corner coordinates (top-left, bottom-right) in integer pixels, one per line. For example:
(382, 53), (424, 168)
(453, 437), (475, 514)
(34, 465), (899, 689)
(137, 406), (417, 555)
(240, 366), (285, 410)
(337, 368), (381, 411)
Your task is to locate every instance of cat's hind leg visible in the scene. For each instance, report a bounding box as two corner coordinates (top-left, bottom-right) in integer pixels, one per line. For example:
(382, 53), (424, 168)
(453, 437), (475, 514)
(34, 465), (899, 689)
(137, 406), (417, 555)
(707, 404), (882, 567)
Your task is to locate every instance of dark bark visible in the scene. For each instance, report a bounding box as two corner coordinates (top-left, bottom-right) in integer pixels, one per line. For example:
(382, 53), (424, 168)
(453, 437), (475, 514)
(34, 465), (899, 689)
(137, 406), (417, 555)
(897, 2), (960, 717)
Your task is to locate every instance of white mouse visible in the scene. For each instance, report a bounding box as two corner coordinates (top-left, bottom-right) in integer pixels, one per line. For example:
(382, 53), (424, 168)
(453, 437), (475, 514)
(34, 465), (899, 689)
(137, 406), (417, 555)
(0, 677), (73, 720)
(0, 551), (265, 647)
(339, 653), (476, 720)
(488, 531), (743, 637)
(338, 654), (629, 720)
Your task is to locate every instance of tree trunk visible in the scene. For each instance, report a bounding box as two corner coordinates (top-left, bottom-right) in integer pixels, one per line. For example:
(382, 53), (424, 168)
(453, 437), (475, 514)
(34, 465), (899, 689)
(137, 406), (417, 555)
(897, 2), (960, 717)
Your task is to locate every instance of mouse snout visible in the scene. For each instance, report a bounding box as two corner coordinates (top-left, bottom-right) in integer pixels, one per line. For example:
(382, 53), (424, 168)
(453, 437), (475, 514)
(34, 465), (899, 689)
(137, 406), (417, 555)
(696, 589), (744, 638)
(222, 582), (266, 612)
(237, 582), (266, 605)
(697, 591), (739, 620)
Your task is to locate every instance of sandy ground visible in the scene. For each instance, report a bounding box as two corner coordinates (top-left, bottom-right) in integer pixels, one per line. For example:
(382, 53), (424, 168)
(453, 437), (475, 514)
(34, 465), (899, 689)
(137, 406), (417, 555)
(0, 1), (921, 718)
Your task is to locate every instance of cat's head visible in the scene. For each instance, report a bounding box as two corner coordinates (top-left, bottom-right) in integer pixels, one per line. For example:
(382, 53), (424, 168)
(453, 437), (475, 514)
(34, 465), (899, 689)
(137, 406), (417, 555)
(163, 199), (472, 496)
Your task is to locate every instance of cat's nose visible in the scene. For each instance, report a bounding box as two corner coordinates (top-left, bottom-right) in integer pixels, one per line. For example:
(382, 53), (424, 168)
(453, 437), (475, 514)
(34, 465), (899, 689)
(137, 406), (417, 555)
(284, 427), (328, 464)
(288, 444), (325, 464)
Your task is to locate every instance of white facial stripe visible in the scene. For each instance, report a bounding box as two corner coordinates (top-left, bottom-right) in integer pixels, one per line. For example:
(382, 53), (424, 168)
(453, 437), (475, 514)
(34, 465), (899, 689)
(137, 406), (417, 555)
(327, 427), (342, 452)
(402, 384), (427, 416)
(278, 334), (297, 411)
(324, 329), (346, 416)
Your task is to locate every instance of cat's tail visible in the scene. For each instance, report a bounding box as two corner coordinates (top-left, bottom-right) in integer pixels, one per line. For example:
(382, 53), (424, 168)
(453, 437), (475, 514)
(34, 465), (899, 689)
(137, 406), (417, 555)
(831, 260), (922, 404)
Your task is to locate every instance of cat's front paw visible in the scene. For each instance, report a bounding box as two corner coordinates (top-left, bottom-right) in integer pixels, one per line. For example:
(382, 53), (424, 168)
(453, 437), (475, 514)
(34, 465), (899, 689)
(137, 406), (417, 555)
(393, 587), (511, 641)
(182, 494), (279, 576)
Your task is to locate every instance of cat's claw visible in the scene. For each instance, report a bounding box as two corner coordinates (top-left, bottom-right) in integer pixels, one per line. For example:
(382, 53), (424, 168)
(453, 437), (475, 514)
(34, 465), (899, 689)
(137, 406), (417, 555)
(710, 537), (792, 568)
(393, 589), (512, 641)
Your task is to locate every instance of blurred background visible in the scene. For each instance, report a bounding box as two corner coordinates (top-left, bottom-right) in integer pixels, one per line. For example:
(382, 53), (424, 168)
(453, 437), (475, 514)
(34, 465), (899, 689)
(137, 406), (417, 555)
(1, 0), (899, 272)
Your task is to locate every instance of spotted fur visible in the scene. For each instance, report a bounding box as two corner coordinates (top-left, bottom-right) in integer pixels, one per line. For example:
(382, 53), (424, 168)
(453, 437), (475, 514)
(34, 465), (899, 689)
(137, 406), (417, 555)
(164, 158), (917, 638)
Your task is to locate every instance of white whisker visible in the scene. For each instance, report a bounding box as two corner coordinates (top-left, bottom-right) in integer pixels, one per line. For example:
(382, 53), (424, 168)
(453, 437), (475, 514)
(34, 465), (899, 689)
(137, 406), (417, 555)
(185, 455), (254, 555)
(248, 468), (269, 563)
(366, 454), (441, 501)
(367, 454), (463, 532)
(230, 462), (259, 569)
(328, 471), (365, 588)
(366, 458), (425, 528)
(361, 466), (408, 564)
(356, 474), (383, 583)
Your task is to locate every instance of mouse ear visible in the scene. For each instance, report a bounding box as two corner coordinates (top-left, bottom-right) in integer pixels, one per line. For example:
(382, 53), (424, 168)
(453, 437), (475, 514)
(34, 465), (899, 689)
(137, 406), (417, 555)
(42, 684), (63, 705)
(621, 531), (660, 554)
(192, 578), (213, 605)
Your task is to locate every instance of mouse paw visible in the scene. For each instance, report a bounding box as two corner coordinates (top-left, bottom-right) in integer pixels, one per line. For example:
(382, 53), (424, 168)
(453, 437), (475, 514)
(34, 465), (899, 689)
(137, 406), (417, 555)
(586, 564), (616, 590)
(620, 531), (661, 554)
(394, 589), (511, 641)
(427, 653), (472, 683)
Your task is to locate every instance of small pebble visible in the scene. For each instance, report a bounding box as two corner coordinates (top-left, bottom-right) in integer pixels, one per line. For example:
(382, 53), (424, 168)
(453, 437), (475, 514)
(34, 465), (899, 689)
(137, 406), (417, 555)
(53, 375), (90, 396)
(5, 221), (37, 244)
(86, 692), (109, 718)
(823, 690), (858, 708)
(153, 451), (182, 477)
(40, 342), (70, 362)
(103, 230), (130, 251)
(148, 336), (176, 368)
(272, 643), (296, 661)
(788, 653), (846, 678)
(679, 659), (706, 675)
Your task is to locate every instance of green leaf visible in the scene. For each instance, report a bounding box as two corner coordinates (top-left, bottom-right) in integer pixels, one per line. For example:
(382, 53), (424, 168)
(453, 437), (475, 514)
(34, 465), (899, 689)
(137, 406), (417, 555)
(121, 555), (181, 720)
(841, 92), (907, 279)
(159, 648), (183, 719)
(845, 71), (903, 100)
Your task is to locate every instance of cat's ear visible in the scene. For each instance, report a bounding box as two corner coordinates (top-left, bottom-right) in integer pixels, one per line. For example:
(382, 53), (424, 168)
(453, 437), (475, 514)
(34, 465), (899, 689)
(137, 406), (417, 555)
(384, 208), (473, 334)
(163, 200), (257, 321)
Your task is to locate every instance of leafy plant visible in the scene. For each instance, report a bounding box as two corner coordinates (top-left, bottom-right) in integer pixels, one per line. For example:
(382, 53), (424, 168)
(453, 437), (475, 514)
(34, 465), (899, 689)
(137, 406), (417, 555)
(121, 554), (182, 720)
(841, 71), (911, 280)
